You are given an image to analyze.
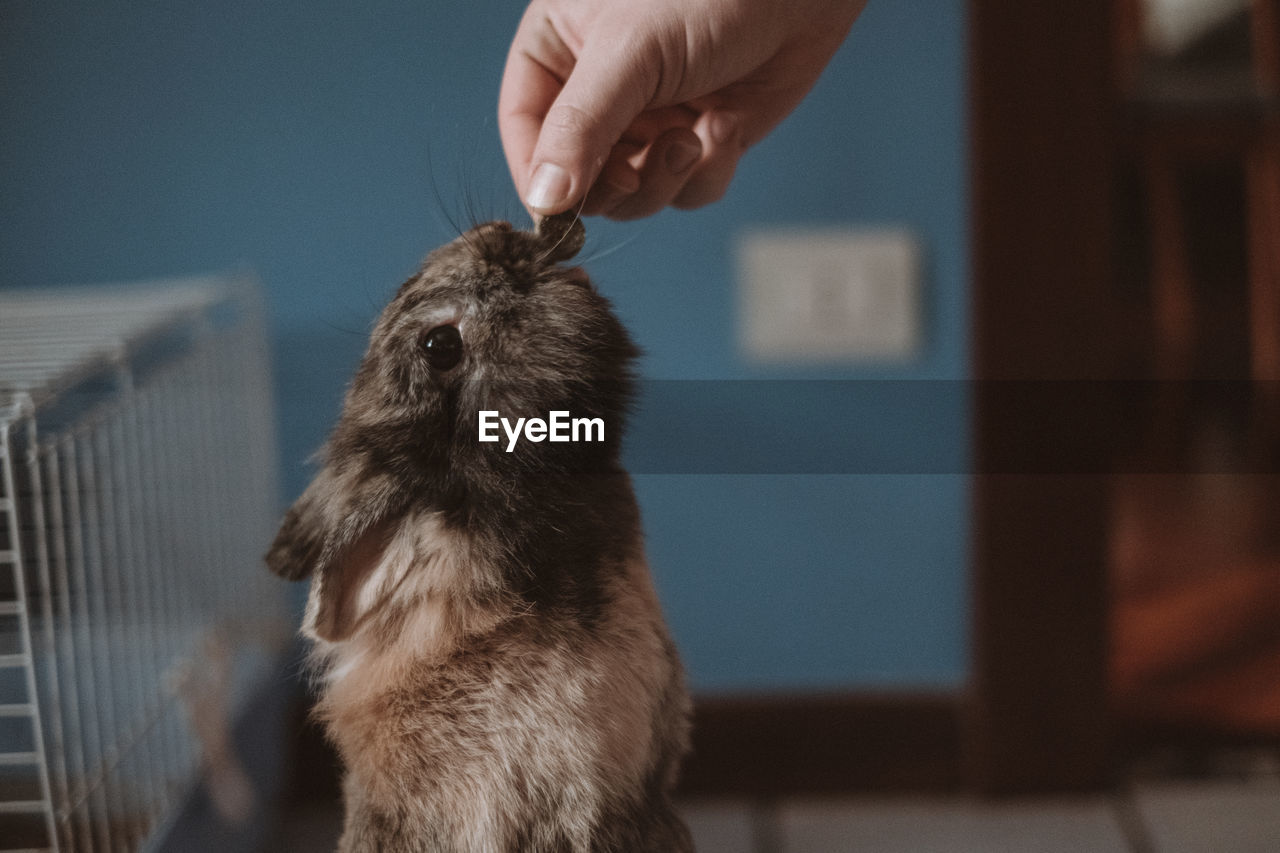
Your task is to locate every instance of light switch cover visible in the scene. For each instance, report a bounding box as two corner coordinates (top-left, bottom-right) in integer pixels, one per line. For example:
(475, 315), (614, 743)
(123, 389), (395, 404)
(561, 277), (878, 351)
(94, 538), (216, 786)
(738, 228), (922, 364)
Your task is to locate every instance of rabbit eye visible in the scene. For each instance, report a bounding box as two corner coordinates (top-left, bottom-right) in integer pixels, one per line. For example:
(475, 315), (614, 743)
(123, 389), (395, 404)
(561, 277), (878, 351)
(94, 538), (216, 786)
(421, 324), (463, 371)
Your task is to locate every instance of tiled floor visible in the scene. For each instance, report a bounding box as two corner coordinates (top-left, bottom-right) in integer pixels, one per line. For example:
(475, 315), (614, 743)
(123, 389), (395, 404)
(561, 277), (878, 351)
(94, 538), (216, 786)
(269, 780), (1280, 852)
(681, 781), (1280, 852)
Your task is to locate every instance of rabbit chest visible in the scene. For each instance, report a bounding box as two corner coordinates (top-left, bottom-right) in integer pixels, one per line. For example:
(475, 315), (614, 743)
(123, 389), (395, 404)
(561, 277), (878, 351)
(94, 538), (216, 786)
(306, 512), (686, 848)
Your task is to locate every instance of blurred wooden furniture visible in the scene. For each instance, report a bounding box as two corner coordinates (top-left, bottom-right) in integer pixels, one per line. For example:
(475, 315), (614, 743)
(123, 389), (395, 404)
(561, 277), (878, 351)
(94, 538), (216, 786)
(1110, 1), (1280, 738)
(970, 0), (1280, 794)
(1111, 473), (1280, 733)
(1116, 0), (1280, 396)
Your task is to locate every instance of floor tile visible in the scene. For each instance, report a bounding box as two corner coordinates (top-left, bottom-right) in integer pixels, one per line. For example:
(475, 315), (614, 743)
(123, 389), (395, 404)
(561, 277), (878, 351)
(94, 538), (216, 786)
(778, 797), (1131, 853)
(680, 799), (757, 853)
(1134, 781), (1280, 853)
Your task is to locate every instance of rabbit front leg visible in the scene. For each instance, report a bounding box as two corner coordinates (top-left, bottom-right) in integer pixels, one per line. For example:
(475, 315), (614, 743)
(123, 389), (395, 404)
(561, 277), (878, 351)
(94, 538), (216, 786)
(266, 459), (406, 583)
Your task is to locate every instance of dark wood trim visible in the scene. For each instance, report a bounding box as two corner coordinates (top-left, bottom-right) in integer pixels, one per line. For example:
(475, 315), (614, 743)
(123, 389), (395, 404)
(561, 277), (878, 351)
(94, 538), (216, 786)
(968, 0), (1121, 793)
(678, 692), (963, 797)
(1253, 0), (1280, 93)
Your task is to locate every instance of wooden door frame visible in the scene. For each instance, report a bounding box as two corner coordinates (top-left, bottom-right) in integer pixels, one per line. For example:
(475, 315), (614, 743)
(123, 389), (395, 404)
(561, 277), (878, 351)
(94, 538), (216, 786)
(967, 0), (1120, 792)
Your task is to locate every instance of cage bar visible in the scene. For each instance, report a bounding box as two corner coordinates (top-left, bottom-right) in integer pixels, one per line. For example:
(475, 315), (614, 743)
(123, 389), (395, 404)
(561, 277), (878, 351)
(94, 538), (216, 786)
(0, 277), (288, 852)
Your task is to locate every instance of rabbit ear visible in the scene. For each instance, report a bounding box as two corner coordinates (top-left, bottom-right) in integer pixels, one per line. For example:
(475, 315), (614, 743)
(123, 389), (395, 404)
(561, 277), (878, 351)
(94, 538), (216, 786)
(265, 465), (342, 581)
(307, 517), (399, 642)
(266, 461), (408, 641)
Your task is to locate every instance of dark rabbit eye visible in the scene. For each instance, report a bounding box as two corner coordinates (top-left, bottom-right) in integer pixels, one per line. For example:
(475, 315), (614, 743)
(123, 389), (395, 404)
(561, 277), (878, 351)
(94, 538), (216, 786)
(421, 324), (463, 371)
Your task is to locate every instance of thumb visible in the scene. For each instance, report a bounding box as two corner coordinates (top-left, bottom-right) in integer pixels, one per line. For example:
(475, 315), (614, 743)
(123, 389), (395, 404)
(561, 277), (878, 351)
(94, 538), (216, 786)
(525, 40), (654, 215)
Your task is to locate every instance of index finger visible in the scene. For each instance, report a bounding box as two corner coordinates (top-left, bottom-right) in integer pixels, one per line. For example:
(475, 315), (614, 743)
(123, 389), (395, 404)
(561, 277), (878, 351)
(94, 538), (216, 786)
(499, 44), (567, 204)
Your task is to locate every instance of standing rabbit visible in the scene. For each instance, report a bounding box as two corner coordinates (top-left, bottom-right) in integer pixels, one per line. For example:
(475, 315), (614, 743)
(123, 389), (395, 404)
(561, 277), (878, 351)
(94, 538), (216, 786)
(266, 214), (693, 852)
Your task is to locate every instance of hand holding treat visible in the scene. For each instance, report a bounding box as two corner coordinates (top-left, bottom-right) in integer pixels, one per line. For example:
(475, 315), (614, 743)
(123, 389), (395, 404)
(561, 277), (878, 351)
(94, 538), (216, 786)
(499, 0), (868, 219)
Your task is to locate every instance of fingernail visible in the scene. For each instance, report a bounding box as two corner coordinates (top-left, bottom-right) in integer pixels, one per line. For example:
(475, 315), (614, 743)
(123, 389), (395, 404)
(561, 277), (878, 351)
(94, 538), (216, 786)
(709, 112), (736, 145)
(527, 163), (571, 212)
(664, 139), (702, 174)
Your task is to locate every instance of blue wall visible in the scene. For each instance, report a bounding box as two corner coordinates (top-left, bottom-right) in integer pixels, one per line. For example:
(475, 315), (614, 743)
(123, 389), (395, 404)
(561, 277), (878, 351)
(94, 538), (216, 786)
(1, 1), (968, 691)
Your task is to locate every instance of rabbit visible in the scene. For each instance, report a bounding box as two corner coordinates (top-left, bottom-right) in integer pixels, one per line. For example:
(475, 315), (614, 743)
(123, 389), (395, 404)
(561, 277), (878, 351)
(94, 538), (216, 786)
(265, 212), (693, 853)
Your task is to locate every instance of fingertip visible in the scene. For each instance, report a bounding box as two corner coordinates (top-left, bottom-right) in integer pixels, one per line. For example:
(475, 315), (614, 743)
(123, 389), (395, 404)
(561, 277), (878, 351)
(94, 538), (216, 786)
(667, 110), (743, 210)
(672, 155), (738, 210)
(671, 179), (730, 210)
(601, 128), (703, 221)
(582, 160), (641, 215)
(662, 135), (702, 175)
(708, 110), (739, 146)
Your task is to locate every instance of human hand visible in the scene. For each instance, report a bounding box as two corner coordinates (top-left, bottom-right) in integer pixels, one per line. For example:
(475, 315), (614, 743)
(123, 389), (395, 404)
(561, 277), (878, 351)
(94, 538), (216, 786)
(499, 0), (867, 220)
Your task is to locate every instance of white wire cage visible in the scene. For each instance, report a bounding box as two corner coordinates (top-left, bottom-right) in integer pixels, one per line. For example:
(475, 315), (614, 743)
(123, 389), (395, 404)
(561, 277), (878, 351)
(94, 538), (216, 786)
(0, 276), (289, 852)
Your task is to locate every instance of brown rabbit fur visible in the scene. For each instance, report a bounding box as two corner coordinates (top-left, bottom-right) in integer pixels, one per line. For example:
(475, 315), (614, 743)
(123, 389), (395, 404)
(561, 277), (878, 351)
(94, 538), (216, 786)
(265, 213), (693, 852)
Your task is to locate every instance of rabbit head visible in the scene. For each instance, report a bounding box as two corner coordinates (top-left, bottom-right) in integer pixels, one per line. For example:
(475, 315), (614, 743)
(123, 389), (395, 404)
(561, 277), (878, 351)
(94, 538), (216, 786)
(265, 214), (639, 640)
